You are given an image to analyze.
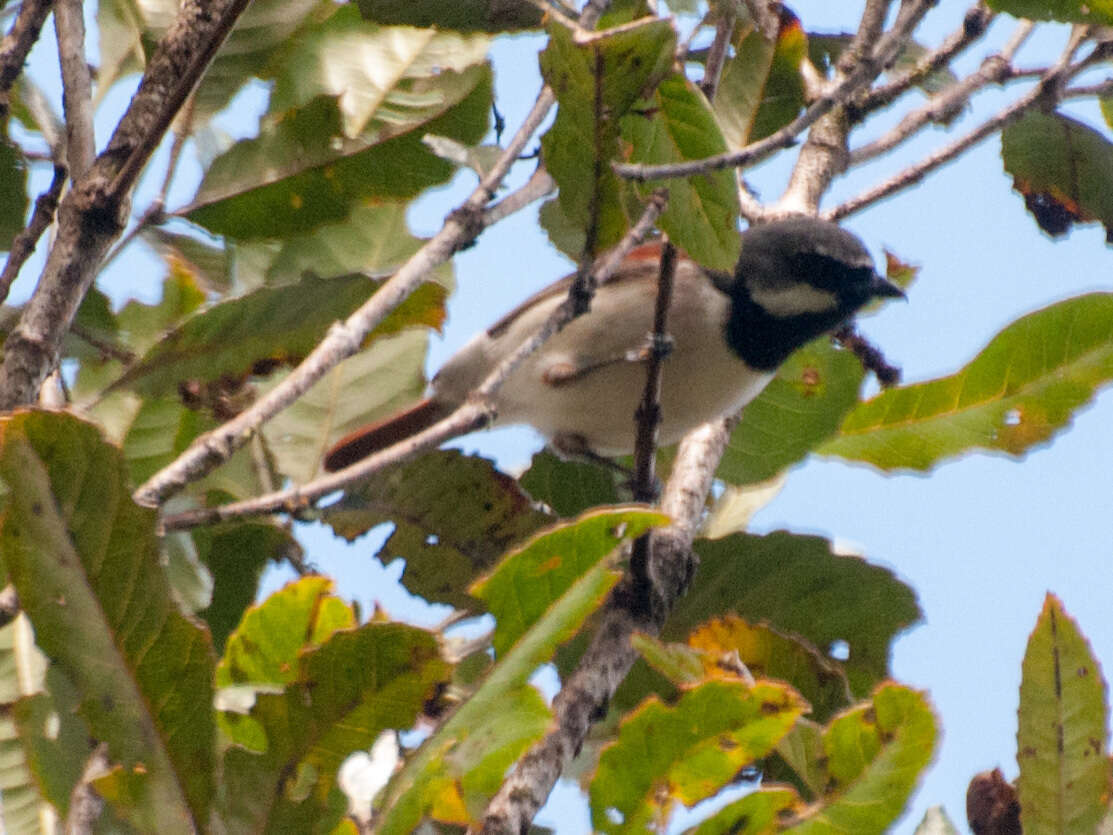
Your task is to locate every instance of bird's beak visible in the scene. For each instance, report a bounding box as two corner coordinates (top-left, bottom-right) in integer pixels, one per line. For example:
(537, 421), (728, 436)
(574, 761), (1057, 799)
(869, 273), (907, 300)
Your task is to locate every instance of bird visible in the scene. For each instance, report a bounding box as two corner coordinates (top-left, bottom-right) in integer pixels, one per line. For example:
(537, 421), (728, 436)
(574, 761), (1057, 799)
(323, 216), (904, 472)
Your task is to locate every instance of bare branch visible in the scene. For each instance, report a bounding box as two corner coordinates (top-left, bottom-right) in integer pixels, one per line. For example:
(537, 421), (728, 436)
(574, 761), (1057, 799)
(133, 0), (613, 507)
(858, 3), (996, 115)
(0, 0), (254, 411)
(828, 28), (1097, 221)
(849, 52), (1014, 166)
(0, 0), (54, 108)
(157, 193), (668, 531)
(0, 163), (65, 305)
(54, 0), (94, 177)
(631, 237), (677, 502)
(780, 0), (934, 213)
(698, 6), (736, 100)
(480, 417), (736, 834)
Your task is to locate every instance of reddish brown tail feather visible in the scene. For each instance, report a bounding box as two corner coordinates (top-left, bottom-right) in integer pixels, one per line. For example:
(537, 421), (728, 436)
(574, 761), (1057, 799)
(323, 398), (450, 471)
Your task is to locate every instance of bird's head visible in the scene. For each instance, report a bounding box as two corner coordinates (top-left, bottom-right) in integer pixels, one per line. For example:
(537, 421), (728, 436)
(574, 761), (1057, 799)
(712, 216), (904, 370)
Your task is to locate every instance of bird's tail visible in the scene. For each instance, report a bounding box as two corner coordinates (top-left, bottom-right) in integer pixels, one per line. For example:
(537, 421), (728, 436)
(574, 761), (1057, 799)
(323, 398), (451, 472)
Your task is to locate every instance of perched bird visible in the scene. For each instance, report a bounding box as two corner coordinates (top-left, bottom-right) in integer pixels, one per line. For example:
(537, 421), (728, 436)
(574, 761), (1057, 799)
(323, 216), (903, 472)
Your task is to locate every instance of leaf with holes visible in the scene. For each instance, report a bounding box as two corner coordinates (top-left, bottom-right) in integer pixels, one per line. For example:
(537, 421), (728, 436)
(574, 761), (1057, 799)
(324, 450), (554, 608)
(0, 412), (214, 833)
(821, 293), (1113, 471)
(689, 616), (853, 722)
(675, 533), (921, 695)
(1016, 594), (1109, 835)
(590, 679), (806, 833)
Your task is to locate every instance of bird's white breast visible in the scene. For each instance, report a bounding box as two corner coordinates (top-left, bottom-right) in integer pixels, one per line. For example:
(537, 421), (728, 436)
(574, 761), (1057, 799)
(434, 262), (774, 456)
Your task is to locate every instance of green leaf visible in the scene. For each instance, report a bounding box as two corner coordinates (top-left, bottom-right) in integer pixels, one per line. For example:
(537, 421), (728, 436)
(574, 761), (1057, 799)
(787, 684), (937, 833)
(1002, 110), (1113, 238)
(540, 20), (677, 254)
(116, 267), (207, 355)
(111, 272), (446, 397)
(217, 620), (449, 832)
(518, 449), (622, 517)
(0, 136), (28, 252)
(619, 72), (741, 271)
(714, 12), (806, 148)
(0, 412), (215, 833)
(376, 518), (637, 832)
(630, 634), (707, 687)
(261, 331), (430, 484)
(688, 615), (853, 722)
(1101, 95), (1113, 132)
(676, 533), (921, 695)
(1016, 593), (1109, 835)
(185, 65), (492, 238)
(821, 293), (1113, 471)
(270, 6), (490, 138)
(192, 521), (298, 654)
(472, 507), (669, 655)
(716, 339), (864, 484)
(217, 576), (355, 689)
(684, 787), (802, 835)
(122, 396), (211, 484)
(141, 228), (231, 293)
(355, 0), (543, 31)
(263, 202), (455, 287)
(590, 679), (806, 833)
(323, 451), (554, 609)
(986, 0), (1113, 24)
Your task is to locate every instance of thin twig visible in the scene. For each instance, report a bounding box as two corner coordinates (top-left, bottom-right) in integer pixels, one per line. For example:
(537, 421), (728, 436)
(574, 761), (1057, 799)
(69, 323), (135, 363)
(698, 6), (736, 100)
(857, 3), (996, 115)
(133, 0), (612, 507)
(828, 28), (1096, 221)
(480, 166), (555, 227)
(54, 0), (95, 177)
(157, 194), (668, 531)
(631, 238), (676, 503)
(0, 163), (65, 306)
(0, 0), (54, 108)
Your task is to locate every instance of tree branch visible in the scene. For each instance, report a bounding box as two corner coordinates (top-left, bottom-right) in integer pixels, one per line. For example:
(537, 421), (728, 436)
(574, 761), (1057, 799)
(54, 0), (94, 177)
(856, 3), (995, 116)
(0, 0), (254, 411)
(0, 0), (54, 111)
(157, 193), (667, 531)
(827, 28), (1097, 221)
(780, 0), (933, 213)
(479, 417), (736, 834)
(0, 163), (65, 305)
